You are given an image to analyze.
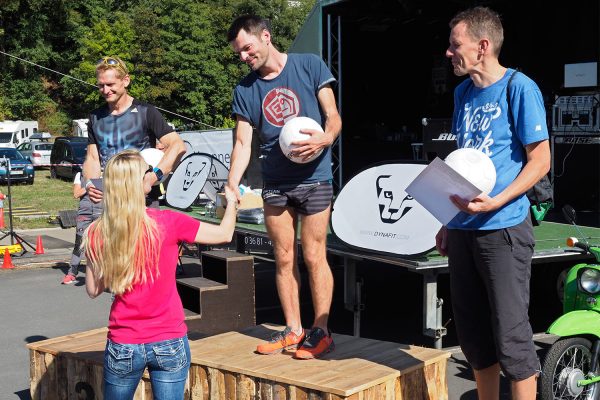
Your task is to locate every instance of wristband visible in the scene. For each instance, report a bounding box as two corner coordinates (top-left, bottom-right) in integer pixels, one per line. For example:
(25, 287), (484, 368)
(152, 167), (164, 181)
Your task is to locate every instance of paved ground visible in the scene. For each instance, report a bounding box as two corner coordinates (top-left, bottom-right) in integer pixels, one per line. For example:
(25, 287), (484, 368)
(0, 226), (559, 399)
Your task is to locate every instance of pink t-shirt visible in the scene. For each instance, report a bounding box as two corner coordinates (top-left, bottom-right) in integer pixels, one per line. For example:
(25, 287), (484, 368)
(107, 208), (200, 344)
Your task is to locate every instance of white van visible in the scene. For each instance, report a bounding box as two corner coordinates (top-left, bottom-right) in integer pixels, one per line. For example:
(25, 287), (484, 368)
(0, 120), (38, 148)
(72, 119), (88, 137)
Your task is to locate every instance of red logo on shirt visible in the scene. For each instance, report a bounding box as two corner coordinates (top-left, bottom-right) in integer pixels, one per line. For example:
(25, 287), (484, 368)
(263, 87), (300, 127)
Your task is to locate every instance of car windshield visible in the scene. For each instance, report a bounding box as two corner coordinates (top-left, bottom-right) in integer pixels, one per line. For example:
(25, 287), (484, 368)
(0, 149), (25, 160)
(0, 132), (13, 143)
(34, 143), (53, 151)
(72, 144), (87, 161)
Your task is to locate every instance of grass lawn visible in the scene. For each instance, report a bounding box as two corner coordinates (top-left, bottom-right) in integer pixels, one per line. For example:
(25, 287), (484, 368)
(1, 170), (78, 230)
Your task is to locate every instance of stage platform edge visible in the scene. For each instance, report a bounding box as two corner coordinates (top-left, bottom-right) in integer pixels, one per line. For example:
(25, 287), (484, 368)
(28, 324), (450, 400)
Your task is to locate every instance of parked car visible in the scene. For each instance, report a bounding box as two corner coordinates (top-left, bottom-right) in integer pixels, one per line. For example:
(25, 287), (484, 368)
(0, 148), (35, 184)
(16, 141), (53, 168)
(49, 137), (88, 181)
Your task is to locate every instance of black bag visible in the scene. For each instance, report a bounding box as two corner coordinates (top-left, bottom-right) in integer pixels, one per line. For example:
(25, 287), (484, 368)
(506, 70), (553, 225)
(526, 174), (553, 225)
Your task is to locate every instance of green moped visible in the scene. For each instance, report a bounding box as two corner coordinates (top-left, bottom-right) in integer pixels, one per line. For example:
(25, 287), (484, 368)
(540, 206), (600, 400)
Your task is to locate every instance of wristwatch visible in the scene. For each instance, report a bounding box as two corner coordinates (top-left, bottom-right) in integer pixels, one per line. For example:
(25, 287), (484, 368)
(152, 167), (164, 181)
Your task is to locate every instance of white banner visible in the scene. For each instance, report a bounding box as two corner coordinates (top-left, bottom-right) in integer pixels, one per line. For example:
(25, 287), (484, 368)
(331, 163), (441, 256)
(179, 130), (233, 169)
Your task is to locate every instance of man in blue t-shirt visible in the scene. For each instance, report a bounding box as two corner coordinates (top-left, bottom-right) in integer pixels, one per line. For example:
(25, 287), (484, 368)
(436, 7), (550, 399)
(227, 15), (342, 359)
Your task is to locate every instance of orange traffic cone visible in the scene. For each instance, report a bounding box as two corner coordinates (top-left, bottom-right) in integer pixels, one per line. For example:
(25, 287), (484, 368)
(0, 208), (4, 229)
(1, 248), (14, 269)
(35, 236), (45, 255)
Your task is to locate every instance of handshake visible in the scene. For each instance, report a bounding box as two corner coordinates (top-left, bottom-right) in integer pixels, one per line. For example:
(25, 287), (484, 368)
(215, 186), (264, 219)
(223, 186), (239, 209)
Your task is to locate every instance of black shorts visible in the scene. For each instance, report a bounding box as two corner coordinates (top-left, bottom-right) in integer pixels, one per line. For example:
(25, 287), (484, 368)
(261, 182), (333, 215)
(447, 217), (539, 381)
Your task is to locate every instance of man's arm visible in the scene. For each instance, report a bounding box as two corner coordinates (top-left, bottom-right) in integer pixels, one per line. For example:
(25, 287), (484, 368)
(73, 183), (86, 199)
(452, 139), (551, 214)
(318, 85), (342, 144)
(226, 116), (253, 201)
(82, 144), (103, 203)
(143, 131), (186, 192)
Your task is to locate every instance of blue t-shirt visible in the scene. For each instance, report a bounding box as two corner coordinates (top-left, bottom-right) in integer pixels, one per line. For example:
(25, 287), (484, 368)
(88, 99), (172, 168)
(232, 53), (336, 184)
(447, 69), (549, 230)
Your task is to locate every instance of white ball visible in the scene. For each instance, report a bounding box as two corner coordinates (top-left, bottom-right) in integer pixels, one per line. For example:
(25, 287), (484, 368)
(279, 117), (324, 164)
(140, 148), (166, 185)
(445, 148), (496, 194)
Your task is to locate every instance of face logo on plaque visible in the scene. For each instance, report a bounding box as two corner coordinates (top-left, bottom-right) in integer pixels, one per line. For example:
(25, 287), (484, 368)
(376, 175), (415, 224)
(331, 163), (441, 256)
(183, 161), (206, 191)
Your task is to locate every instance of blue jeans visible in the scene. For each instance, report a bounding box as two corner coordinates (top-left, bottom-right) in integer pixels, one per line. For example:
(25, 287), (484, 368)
(103, 336), (190, 400)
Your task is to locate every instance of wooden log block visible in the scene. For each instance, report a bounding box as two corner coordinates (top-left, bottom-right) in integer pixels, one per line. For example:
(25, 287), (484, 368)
(189, 365), (206, 400)
(384, 378), (394, 400)
(29, 349), (45, 400)
(225, 371), (237, 400)
(308, 390), (322, 400)
(43, 352), (57, 399)
(423, 360), (447, 400)
(273, 382), (287, 400)
(288, 385), (297, 400)
(398, 367), (424, 400)
(295, 385), (309, 400)
(209, 367), (226, 400)
(237, 374), (256, 400)
(259, 378), (274, 400)
(394, 377), (401, 400)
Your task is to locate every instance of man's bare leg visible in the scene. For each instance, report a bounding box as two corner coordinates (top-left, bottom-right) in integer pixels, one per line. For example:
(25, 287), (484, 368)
(264, 204), (302, 332)
(473, 363), (500, 400)
(300, 205), (333, 330)
(511, 374), (537, 400)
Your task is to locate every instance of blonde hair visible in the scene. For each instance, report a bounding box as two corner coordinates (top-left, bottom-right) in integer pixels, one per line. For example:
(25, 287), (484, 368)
(96, 55), (129, 79)
(83, 150), (160, 295)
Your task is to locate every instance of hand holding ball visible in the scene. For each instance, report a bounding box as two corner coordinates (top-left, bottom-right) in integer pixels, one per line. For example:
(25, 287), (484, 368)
(279, 117), (324, 164)
(444, 148), (496, 195)
(140, 148), (166, 186)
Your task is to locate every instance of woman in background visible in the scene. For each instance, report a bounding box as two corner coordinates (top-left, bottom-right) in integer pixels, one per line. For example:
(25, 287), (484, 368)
(84, 149), (238, 399)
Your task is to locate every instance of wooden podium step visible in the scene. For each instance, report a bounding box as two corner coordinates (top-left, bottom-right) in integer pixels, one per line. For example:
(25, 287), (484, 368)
(28, 324), (450, 400)
(178, 250), (256, 336)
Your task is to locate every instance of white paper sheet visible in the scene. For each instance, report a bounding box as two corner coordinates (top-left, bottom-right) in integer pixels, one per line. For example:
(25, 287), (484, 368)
(405, 157), (482, 225)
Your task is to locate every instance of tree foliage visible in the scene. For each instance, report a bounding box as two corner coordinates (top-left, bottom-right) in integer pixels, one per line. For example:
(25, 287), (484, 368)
(0, 0), (316, 133)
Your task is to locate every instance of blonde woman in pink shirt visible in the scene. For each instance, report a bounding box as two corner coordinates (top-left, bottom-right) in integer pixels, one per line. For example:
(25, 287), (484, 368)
(84, 149), (237, 399)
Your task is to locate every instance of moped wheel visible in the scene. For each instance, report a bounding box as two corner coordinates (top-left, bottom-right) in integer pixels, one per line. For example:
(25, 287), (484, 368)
(540, 337), (599, 400)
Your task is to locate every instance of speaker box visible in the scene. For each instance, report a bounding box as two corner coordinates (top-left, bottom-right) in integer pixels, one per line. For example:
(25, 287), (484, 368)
(552, 135), (600, 212)
(421, 118), (457, 160)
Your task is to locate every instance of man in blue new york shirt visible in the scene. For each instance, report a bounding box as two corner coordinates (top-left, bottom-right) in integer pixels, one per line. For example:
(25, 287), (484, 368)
(436, 7), (550, 400)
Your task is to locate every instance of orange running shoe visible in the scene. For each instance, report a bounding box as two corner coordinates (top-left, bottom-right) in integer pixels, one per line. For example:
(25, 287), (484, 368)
(256, 327), (305, 355)
(294, 327), (334, 359)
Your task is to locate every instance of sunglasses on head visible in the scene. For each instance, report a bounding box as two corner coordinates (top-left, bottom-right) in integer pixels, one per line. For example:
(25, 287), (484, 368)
(97, 56), (129, 74)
